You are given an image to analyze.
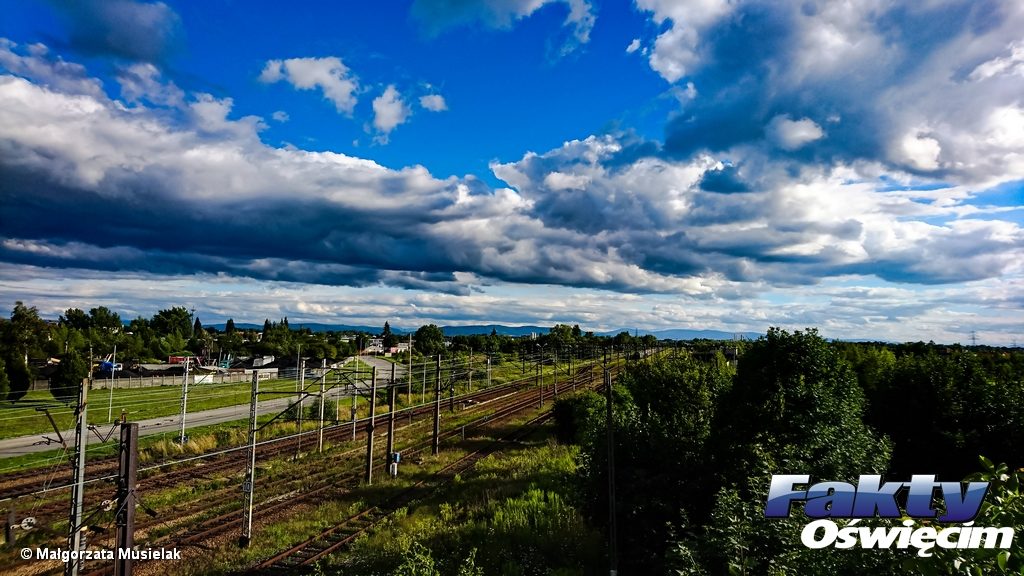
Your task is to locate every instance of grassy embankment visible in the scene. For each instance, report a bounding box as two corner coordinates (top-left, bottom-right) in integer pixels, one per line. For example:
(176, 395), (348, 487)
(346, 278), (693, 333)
(165, 410), (603, 576)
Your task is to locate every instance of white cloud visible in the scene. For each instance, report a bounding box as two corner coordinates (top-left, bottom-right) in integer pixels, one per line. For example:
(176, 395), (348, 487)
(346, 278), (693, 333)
(969, 42), (1024, 81)
(259, 56), (358, 115)
(419, 93), (447, 112)
(116, 62), (184, 107)
(0, 39), (106, 100)
(635, 0), (735, 82)
(543, 171), (590, 190)
(766, 114), (825, 150)
(372, 85), (412, 142)
(898, 132), (942, 171)
(271, 110), (289, 122)
(626, 38), (641, 54)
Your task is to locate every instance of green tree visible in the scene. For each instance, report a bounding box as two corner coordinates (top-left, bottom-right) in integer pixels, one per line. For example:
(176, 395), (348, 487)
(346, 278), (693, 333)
(711, 327), (891, 486)
(867, 348), (1024, 478)
(50, 350), (88, 404)
(905, 457), (1023, 575)
(695, 328), (893, 575)
(150, 307), (192, 338)
(414, 324), (445, 357)
(88, 306), (122, 331)
(2, 302), (47, 400)
(225, 318), (236, 334)
(59, 308), (91, 331)
(0, 356), (9, 400)
(382, 321), (398, 349)
(565, 351), (733, 573)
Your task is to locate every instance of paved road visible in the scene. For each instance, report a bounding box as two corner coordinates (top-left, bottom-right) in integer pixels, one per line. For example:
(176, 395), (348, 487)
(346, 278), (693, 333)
(355, 355), (409, 383)
(0, 357), (377, 458)
(0, 396), (304, 458)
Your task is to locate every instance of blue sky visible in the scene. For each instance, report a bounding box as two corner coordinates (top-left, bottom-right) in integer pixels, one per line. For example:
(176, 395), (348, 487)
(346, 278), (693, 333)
(0, 0), (1021, 344)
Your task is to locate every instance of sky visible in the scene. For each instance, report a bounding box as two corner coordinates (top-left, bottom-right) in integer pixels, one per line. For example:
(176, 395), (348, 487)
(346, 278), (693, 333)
(0, 0), (1021, 344)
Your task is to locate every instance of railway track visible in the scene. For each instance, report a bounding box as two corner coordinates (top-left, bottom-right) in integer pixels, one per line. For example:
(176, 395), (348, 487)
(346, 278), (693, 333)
(0, 369), (547, 525)
(249, 362), (621, 573)
(251, 402), (559, 574)
(56, 360), (612, 576)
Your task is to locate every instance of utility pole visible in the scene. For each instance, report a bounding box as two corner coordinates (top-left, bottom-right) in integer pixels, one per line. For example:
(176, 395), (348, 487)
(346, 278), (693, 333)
(65, 375), (89, 576)
(553, 349), (558, 399)
(107, 342), (116, 422)
(448, 356), (455, 414)
(239, 371), (259, 548)
(605, 368), (618, 576)
(178, 358), (190, 444)
(114, 421), (138, 576)
(364, 366), (377, 485)
(351, 372), (358, 441)
(536, 350), (543, 409)
(570, 348), (575, 392)
(421, 360), (427, 405)
(317, 371), (326, 454)
(432, 356), (441, 455)
(386, 379), (396, 475)
(296, 358), (305, 458)
(407, 334), (413, 405)
(486, 356), (491, 388)
(467, 347), (473, 395)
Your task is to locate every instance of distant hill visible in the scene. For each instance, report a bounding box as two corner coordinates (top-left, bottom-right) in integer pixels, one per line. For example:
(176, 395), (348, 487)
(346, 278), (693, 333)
(598, 328), (763, 341)
(209, 322), (396, 334)
(440, 324), (550, 337)
(208, 322), (762, 340)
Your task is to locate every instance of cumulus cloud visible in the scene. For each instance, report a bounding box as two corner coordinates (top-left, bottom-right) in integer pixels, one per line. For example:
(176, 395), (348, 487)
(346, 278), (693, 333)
(271, 110), (289, 122)
(411, 0), (595, 53)
(491, 134), (1024, 287)
(0, 39), (106, 99)
(51, 0), (182, 63)
(1, 38), (1022, 326)
(646, 0), (1024, 189)
(372, 85), (412, 142)
(968, 42), (1024, 81)
(419, 93), (447, 112)
(765, 114), (824, 150)
(116, 61), (184, 106)
(635, 0), (735, 82)
(626, 38), (641, 54)
(259, 56), (358, 114)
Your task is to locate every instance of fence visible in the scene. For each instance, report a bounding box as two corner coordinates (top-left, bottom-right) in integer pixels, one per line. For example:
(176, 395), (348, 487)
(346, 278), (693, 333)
(30, 369), (281, 391)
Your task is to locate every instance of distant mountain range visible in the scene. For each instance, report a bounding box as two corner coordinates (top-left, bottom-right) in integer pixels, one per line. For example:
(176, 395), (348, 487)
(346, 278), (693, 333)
(208, 322), (762, 341)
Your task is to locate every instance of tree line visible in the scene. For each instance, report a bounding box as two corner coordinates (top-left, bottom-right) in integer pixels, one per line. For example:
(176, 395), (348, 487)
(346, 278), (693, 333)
(557, 328), (1023, 575)
(0, 301), (661, 403)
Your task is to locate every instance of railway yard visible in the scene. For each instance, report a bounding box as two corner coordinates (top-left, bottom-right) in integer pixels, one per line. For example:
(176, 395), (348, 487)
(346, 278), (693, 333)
(0, 353), (622, 575)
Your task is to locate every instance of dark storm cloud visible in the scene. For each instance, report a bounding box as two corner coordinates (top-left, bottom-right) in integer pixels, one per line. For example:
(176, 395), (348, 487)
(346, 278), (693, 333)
(698, 164), (750, 193)
(50, 0), (182, 63)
